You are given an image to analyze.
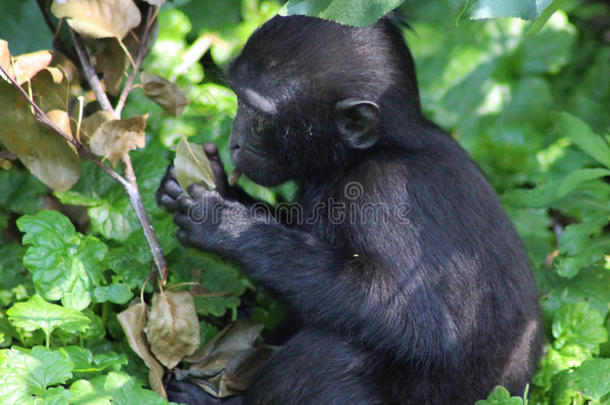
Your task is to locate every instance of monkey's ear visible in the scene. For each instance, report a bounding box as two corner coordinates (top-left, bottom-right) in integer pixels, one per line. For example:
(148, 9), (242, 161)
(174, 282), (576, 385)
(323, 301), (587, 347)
(335, 99), (380, 149)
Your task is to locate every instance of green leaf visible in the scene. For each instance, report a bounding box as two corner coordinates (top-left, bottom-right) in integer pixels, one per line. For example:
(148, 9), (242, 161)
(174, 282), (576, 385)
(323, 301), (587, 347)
(557, 168), (610, 196)
(17, 210), (108, 310)
(470, 0), (537, 20)
(550, 359), (610, 404)
(69, 378), (112, 404)
(559, 213), (608, 256)
(527, 0), (569, 34)
(282, 0), (404, 27)
(475, 385), (524, 404)
(553, 112), (610, 168)
(93, 284), (133, 304)
(551, 302), (607, 354)
(7, 295), (90, 339)
(0, 0), (53, 55)
(0, 346), (73, 400)
(0, 169), (47, 214)
(574, 359), (610, 401)
(555, 238), (610, 278)
(539, 266), (610, 321)
(518, 11), (575, 75)
(95, 371), (168, 405)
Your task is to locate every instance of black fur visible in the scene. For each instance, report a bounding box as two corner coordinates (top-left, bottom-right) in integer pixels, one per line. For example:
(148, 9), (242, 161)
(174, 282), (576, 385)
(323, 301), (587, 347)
(158, 14), (543, 405)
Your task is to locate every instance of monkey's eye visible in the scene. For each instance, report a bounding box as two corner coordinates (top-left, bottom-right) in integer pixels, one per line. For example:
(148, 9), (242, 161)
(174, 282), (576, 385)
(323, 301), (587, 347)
(251, 114), (271, 135)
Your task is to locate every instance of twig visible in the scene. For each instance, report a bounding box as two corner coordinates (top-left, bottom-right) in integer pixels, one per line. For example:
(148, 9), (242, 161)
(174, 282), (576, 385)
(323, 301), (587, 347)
(0, 65), (129, 188)
(34, 0), (78, 63)
(0, 151), (17, 160)
(122, 153), (168, 283)
(115, 5), (156, 116)
(69, 29), (116, 116)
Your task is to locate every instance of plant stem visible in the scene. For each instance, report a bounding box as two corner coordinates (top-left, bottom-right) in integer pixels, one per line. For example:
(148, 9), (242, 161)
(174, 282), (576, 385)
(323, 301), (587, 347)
(122, 154), (168, 283)
(115, 5), (156, 116)
(69, 29), (116, 116)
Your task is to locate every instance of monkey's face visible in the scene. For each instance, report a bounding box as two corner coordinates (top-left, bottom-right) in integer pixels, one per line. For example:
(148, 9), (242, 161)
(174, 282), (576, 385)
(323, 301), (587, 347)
(229, 101), (293, 187)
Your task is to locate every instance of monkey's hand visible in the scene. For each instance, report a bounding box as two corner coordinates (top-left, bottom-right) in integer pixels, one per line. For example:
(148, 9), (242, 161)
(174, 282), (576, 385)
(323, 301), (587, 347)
(204, 142), (239, 199)
(173, 184), (253, 254)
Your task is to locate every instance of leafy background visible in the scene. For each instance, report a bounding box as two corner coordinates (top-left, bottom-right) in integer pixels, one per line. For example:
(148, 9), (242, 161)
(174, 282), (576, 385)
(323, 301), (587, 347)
(0, 0), (608, 404)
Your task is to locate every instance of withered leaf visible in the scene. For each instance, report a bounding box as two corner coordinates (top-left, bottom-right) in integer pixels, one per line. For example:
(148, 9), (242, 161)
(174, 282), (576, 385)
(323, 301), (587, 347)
(13, 50), (53, 84)
(88, 114), (148, 166)
(47, 109), (77, 155)
(51, 0), (141, 39)
(31, 69), (70, 112)
(0, 40), (12, 78)
(228, 170), (242, 187)
(117, 303), (167, 399)
(181, 321), (274, 398)
(80, 110), (114, 141)
(93, 38), (128, 96)
(145, 291), (200, 369)
(0, 81), (80, 191)
(141, 72), (188, 116)
(174, 137), (215, 191)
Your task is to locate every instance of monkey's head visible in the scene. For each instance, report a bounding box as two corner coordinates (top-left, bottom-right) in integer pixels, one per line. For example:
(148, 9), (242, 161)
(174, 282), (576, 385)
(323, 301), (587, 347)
(227, 14), (422, 187)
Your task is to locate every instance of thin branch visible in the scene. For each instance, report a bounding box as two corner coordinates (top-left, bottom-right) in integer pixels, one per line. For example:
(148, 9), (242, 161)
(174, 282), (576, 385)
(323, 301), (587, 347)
(0, 65), (129, 188)
(115, 5), (156, 116)
(34, 0), (79, 63)
(122, 154), (168, 283)
(69, 29), (116, 116)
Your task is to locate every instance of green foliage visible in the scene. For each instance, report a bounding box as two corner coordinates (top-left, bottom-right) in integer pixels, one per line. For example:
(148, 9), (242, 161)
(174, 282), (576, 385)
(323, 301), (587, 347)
(0, 0), (608, 403)
(282, 0), (404, 26)
(475, 385), (526, 405)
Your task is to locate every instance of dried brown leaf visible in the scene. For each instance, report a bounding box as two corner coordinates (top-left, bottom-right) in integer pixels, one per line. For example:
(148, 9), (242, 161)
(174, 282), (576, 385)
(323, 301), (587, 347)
(88, 114), (148, 166)
(183, 321), (273, 398)
(30, 68), (69, 112)
(144, 291), (201, 369)
(174, 137), (215, 191)
(93, 38), (128, 96)
(13, 50), (53, 84)
(51, 0), (141, 39)
(80, 110), (114, 141)
(141, 72), (188, 116)
(0, 40), (12, 79)
(0, 81), (80, 191)
(117, 303), (167, 399)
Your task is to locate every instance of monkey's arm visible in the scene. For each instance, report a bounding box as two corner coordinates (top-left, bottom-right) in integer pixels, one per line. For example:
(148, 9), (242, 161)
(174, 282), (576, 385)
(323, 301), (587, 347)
(165, 183), (419, 359)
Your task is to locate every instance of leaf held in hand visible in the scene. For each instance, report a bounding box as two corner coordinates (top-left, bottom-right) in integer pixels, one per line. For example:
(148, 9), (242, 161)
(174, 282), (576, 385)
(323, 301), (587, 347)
(141, 72), (188, 116)
(51, 0), (142, 39)
(228, 170), (242, 187)
(88, 114), (148, 166)
(174, 137), (216, 191)
(144, 290), (200, 369)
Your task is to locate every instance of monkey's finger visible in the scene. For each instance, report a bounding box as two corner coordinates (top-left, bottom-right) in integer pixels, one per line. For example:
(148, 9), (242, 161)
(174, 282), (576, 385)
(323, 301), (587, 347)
(173, 213), (192, 229)
(158, 194), (177, 212)
(161, 177), (183, 199)
(204, 142), (230, 194)
(187, 183), (215, 200)
(177, 195), (195, 214)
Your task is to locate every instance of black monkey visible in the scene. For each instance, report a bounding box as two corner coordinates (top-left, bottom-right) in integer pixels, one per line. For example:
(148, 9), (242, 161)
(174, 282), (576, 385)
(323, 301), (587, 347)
(158, 14), (543, 405)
